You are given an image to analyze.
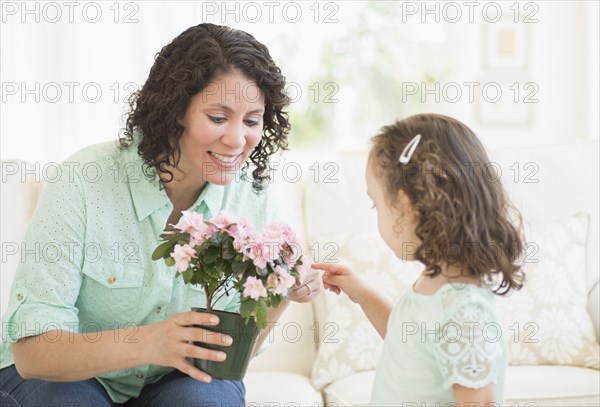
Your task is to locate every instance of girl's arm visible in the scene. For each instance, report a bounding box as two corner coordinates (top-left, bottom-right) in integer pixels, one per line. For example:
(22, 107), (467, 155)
(453, 383), (496, 406)
(312, 263), (393, 338)
(12, 311), (232, 383)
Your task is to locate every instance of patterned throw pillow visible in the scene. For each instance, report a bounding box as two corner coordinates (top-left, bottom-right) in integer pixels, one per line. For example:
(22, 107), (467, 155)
(496, 212), (599, 369)
(309, 232), (423, 390)
(310, 213), (599, 391)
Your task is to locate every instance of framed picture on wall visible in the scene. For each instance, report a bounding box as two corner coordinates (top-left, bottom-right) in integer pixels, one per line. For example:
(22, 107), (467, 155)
(483, 19), (530, 70)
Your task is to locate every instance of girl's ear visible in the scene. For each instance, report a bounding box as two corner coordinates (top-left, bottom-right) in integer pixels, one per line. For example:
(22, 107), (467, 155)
(396, 190), (417, 219)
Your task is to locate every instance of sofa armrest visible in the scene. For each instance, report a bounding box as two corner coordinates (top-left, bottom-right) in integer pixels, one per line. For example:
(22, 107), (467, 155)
(587, 281), (600, 342)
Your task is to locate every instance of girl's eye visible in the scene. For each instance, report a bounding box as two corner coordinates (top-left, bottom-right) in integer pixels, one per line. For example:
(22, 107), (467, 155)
(244, 119), (259, 127)
(208, 116), (226, 124)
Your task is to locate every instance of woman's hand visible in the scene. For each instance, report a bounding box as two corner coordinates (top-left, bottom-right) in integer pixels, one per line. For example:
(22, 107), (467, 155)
(313, 262), (366, 304)
(288, 265), (322, 303)
(141, 311), (233, 383)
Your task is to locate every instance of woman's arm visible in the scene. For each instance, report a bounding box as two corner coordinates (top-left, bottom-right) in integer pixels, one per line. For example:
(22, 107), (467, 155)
(313, 262), (393, 338)
(12, 326), (145, 381)
(12, 311), (232, 383)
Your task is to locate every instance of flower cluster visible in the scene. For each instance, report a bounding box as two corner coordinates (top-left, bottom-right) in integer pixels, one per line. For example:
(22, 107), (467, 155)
(152, 211), (310, 328)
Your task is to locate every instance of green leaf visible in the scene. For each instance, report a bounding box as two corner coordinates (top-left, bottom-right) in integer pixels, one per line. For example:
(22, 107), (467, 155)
(222, 240), (236, 260)
(208, 233), (224, 246)
(181, 268), (194, 284)
(232, 261), (248, 275)
(256, 266), (268, 277)
(240, 298), (256, 318)
(152, 241), (173, 261)
(271, 295), (281, 309)
(204, 246), (219, 264)
(255, 299), (268, 329)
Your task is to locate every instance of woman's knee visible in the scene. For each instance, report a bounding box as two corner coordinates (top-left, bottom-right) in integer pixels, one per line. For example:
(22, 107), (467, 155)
(136, 373), (245, 407)
(178, 379), (245, 407)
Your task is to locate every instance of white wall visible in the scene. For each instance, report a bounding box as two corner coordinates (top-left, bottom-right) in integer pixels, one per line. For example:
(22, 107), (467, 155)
(432, 1), (596, 150)
(587, 0), (600, 141)
(1, 1), (598, 163)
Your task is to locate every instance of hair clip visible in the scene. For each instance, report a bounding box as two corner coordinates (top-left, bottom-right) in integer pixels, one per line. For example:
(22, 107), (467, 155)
(399, 134), (422, 164)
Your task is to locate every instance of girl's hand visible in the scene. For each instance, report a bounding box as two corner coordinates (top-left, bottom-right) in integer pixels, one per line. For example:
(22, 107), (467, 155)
(142, 311), (233, 383)
(288, 266), (322, 303)
(312, 262), (365, 304)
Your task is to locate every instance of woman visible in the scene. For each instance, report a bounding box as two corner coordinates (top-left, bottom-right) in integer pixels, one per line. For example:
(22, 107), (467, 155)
(0, 23), (321, 406)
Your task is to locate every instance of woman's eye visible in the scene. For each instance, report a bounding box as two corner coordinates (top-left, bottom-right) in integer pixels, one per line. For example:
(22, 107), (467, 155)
(208, 116), (226, 124)
(244, 119), (259, 127)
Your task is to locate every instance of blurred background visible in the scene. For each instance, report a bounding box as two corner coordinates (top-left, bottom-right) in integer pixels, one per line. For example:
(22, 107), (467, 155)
(1, 0), (598, 163)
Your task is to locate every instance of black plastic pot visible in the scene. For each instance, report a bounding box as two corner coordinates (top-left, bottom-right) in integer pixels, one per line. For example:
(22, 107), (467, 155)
(191, 308), (261, 380)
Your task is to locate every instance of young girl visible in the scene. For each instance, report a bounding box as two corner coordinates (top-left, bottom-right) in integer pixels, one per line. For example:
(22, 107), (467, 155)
(313, 113), (524, 406)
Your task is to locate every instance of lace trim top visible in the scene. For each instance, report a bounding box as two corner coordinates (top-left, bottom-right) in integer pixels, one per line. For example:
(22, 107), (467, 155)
(371, 283), (507, 406)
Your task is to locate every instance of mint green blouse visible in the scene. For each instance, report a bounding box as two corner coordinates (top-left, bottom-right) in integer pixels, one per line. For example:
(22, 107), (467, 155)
(371, 283), (507, 406)
(0, 138), (278, 403)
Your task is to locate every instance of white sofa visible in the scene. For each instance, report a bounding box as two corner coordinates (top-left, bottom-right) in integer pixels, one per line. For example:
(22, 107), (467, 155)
(1, 139), (599, 406)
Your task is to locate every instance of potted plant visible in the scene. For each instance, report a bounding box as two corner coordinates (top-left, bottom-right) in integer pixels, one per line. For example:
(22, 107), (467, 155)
(151, 210), (308, 380)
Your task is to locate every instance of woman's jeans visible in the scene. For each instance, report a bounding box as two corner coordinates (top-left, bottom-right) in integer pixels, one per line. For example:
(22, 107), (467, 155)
(0, 364), (245, 407)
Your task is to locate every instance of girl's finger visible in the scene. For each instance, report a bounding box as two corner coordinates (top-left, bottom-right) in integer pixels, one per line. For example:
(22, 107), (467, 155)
(323, 282), (341, 295)
(311, 262), (341, 272)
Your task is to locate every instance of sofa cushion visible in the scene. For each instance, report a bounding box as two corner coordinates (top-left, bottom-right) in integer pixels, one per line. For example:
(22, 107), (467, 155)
(323, 366), (600, 407)
(310, 215), (599, 392)
(309, 232), (423, 390)
(504, 365), (600, 406)
(247, 302), (317, 377)
(486, 141), (599, 292)
(323, 370), (374, 407)
(497, 213), (600, 369)
(244, 371), (323, 406)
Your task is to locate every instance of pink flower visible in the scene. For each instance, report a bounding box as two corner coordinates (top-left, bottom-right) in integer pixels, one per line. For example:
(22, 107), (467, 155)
(172, 211), (208, 235)
(211, 211), (239, 230)
(270, 265), (296, 295)
(260, 222), (298, 247)
(229, 217), (255, 251)
(243, 276), (267, 300)
(243, 240), (279, 269)
(295, 255), (313, 282)
(267, 273), (279, 290)
(281, 242), (301, 266)
(189, 230), (207, 247)
(243, 241), (267, 269)
(172, 243), (196, 273)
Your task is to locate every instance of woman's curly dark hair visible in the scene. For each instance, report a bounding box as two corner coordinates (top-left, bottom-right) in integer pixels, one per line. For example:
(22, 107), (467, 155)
(370, 113), (525, 294)
(119, 23), (291, 192)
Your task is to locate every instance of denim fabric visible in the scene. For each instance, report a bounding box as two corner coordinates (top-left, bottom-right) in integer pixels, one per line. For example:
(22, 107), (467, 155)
(0, 365), (245, 407)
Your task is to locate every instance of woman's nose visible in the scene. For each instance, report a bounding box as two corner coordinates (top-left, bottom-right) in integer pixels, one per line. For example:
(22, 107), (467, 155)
(221, 123), (245, 150)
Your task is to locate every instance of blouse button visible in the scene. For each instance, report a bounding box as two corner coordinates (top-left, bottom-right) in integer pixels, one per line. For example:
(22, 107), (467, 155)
(155, 306), (162, 313)
(107, 275), (116, 284)
(136, 373), (144, 379)
(17, 293), (24, 301)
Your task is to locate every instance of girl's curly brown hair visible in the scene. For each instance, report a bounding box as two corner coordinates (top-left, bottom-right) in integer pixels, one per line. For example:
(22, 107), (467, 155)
(370, 113), (524, 294)
(119, 23), (291, 192)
